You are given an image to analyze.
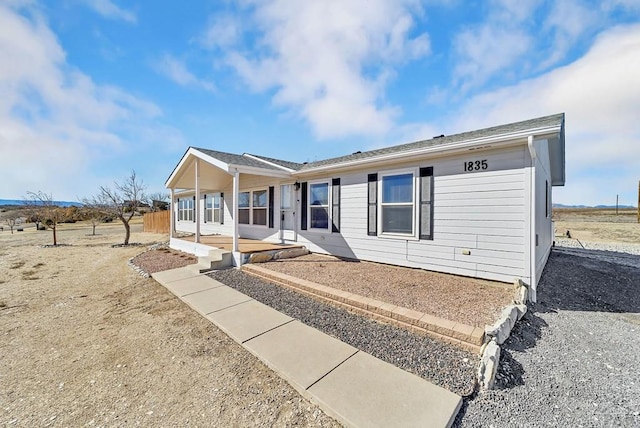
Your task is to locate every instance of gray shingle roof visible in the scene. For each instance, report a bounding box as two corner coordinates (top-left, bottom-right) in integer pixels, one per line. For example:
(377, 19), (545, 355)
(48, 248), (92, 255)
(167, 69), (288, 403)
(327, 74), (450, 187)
(193, 147), (283, 171)
(298, 113), (564, 171)
(192, 113), (564, 174)
(244, 153), (304, 171)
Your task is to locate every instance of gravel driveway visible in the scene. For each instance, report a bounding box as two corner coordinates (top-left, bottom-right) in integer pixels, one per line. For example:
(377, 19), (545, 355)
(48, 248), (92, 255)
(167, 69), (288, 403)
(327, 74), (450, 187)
(455, 247), (640, 427)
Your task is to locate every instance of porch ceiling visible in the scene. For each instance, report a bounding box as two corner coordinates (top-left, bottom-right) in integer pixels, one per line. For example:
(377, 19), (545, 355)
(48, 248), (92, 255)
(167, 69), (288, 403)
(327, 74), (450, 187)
(171, 157), (233, 190)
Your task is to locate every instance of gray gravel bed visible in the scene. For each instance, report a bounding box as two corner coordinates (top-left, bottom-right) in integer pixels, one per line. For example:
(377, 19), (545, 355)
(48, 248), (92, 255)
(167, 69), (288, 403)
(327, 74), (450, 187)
(555, 237), (640, 256)
(455, 249), (640, 427)
(554, 240), (640, 269)
(209, 269), (478, 396)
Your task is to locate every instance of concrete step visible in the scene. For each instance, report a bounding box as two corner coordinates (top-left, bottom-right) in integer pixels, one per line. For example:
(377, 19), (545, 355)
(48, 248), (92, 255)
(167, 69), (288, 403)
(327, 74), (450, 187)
(190, 248), (233, 273)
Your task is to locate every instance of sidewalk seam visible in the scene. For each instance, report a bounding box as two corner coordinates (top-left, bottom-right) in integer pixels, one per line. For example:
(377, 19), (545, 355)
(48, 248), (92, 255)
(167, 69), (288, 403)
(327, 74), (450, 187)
(304, 349), (360, 391)
(241, 319), (296, 344)
(203, 297), (254, 315)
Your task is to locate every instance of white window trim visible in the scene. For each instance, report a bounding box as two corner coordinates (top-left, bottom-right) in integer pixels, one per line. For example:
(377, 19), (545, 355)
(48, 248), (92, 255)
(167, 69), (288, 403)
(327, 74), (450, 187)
(239, 188), (268, 227)
(377, 168), (419, 239)
(307, 180), (331, 232)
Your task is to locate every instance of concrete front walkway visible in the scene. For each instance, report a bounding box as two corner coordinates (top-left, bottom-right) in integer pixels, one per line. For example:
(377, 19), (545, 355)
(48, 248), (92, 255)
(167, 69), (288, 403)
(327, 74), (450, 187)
(152, 267), (462, 428)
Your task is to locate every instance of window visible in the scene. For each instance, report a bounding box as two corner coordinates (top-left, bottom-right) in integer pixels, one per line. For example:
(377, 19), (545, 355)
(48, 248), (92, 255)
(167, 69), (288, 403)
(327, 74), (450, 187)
(309, 182), (329, 229)
(380, 172), (414, 235)
(253, 190), (267, 225)
(238, 190), (267, 226)
(178, 197), (194, 221)
(545, 180), (550, 218)
(238, 192), (250, 224)
(369, 167), (433, 239)
(205, 193), (223, 223)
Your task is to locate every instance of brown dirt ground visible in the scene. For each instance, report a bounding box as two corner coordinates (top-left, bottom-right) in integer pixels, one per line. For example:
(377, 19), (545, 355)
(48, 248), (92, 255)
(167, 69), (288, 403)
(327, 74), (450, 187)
(0, 220), (338, 427)
(262, 254), (514, 327)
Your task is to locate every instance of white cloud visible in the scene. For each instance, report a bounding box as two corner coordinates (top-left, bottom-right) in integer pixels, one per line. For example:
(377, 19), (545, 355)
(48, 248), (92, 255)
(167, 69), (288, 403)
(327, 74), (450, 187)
(154, 54), (216, 93)
(82, 0), (136, 23)
(452, 0), (539, 91)
(540, 0), (597, 69)
(199, 14), (242, 49)
(211, 0), (430, 139)
(603, 0), (640, 12)
(445, 24), (640, 205)
(0, 3), (167, 199)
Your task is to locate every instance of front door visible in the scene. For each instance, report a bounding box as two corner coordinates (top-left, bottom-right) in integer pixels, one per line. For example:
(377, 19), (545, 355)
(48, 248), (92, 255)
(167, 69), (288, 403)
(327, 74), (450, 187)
(280, 184), (296, 242)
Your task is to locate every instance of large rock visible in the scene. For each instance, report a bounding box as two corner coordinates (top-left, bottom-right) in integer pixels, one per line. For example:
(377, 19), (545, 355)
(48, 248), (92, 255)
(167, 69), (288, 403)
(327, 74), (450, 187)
(513, 278), (529, 304)
(485, 304), (527, 345)
(273, 248), (309, 260)
(248, 253), (273, 263)
(478, 339), (501, 390)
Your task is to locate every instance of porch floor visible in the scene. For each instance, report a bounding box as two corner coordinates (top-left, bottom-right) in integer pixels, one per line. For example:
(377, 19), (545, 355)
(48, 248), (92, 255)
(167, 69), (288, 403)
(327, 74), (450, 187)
(175, 234), (303, 253)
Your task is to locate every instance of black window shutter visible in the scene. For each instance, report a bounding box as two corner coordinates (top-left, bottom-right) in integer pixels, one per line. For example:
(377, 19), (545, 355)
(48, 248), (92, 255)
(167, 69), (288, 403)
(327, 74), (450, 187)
(331, 178), (340, 233)
(300, 182), (308, 230)
(419, 167), (434, 240)
(367, 173), (377, 236)
(220, 193), (224, 224)
(268, 186), (274, 228)
(203, 194), (207, 223)
(193, 195), (196, 223)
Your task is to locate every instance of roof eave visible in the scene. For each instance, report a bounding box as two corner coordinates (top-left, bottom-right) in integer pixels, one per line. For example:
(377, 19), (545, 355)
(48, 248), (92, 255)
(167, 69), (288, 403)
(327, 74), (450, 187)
(227, 163), (292, 178)
(294, 124), (562, 176)
(242, 153), (297, 173)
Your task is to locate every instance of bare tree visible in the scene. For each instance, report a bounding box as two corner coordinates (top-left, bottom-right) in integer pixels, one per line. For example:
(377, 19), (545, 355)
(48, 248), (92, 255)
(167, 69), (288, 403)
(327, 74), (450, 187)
(79, 198), (109, 236)
(90, 171), (146, 245)
(25, 191), (65, 245)
(5, 212), (22, 234)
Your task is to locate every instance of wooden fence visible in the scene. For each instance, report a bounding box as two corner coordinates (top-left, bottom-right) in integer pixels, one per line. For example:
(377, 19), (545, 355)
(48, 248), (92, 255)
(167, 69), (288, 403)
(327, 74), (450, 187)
(143, 210), (170, 234)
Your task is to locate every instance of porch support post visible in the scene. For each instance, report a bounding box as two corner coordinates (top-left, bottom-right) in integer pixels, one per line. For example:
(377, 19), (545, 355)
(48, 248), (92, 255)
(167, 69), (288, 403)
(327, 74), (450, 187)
(195, 158), (201, 243)
(232, 169), (239, 253)
(169, 187), (175, 239)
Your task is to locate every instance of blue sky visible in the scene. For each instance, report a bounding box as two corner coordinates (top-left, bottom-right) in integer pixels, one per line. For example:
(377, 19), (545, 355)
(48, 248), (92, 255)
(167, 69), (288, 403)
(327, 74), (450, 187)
(1, 0), (639, 206)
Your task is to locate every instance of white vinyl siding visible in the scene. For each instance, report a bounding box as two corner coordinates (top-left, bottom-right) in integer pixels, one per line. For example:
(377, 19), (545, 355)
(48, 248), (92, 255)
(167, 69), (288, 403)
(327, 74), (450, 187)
(295, 146), (528, 284)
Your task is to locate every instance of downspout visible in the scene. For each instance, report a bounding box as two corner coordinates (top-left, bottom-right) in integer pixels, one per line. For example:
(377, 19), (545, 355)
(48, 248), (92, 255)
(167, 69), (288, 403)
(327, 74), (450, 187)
(170, 188), (175, 239)
(527, 136), (537, 302)
(232, 169), (240, 263)
(195, 159), (201, 243)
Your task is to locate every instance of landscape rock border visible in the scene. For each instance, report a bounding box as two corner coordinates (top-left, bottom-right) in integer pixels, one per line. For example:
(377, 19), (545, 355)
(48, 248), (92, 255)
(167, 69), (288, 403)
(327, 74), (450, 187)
(127, 242), (172, 279)
(477, 279), (529, 390)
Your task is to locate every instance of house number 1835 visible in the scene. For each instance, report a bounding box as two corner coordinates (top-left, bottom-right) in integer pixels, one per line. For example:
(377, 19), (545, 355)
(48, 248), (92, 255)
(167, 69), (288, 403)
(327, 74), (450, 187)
(464, 160), (488, 172)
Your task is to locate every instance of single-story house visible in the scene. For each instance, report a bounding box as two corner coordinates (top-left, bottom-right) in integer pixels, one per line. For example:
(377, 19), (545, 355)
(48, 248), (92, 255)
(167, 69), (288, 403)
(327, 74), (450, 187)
(165, 113), (565, 302)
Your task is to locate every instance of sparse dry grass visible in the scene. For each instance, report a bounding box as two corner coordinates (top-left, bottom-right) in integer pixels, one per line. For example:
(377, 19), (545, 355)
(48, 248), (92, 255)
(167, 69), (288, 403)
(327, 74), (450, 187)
(10, 261), (25, 269)
(21, 269), (39, 280)
(553, 208), (640, 244)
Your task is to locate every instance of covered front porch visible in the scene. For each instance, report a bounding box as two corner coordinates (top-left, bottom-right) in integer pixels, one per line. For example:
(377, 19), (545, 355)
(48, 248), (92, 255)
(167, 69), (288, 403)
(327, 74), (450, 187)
(165, 147), (298, 265)
(171, 234), (304, 256)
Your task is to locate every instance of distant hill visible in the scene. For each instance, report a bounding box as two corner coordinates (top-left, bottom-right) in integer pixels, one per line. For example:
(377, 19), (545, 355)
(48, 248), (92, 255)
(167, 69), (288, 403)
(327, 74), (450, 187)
(0, 199), (81, 207)
(553, 203), (636, 209)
